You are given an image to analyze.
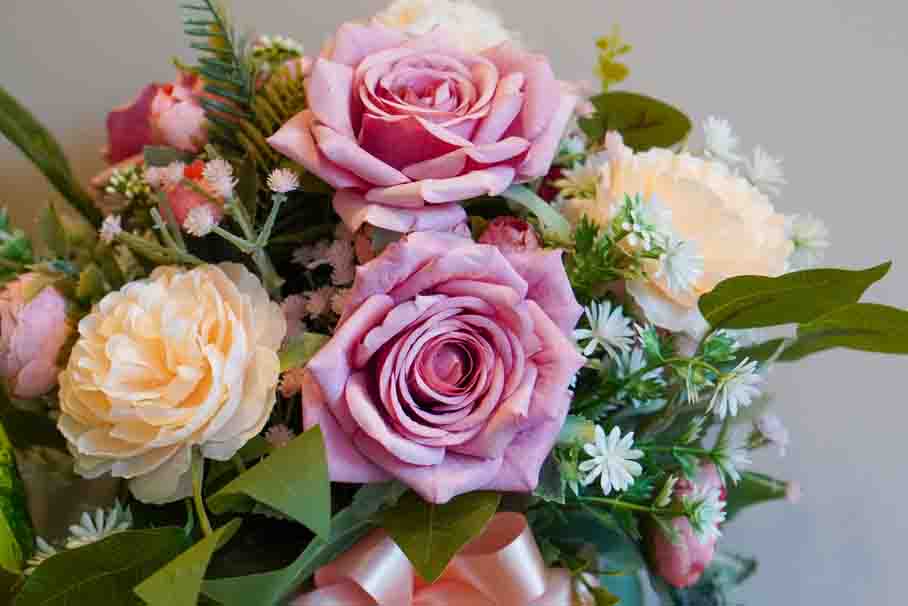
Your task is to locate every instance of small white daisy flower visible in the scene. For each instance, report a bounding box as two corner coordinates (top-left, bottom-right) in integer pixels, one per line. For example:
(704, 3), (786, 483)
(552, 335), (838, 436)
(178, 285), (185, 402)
(615, 347), (666, 408)
(163, 161), (187, 189)
(265, 424), (296, 448)
(715, 430), (751, 485)
(615, 194), (673, 252)
(573, 301), (634, 360)
(183, 205), (217, 237)
(786, 213), (830, 270)
(203, 158), (238, 199)
(747, 146), (786, 196)
(683, 485), (727, 544)
(754, 413), (790, 456)
(65, 500), (133, 550)
(656, 237), (705, 295)
(99, 215), (123, 244)
(578, 425), (644, 496)
(25, 537), (58, 575)
(709, 358), (763, 420)
(267, 168), (300, 194)
(702, 116), (743, 165)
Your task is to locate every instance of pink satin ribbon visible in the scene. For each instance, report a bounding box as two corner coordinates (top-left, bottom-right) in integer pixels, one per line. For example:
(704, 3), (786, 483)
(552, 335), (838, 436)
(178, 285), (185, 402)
(291, 512), (580, 606)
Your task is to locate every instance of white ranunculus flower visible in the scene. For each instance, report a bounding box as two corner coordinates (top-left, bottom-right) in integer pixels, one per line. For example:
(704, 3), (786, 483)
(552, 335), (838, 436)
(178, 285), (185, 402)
(374, 0), (517, 53)
(563, 132), (792, 338)
(58, 263), (286, 504)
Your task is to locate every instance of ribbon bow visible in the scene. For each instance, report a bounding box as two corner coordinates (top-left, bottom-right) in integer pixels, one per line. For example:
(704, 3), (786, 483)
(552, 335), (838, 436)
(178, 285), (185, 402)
(291, 512), (585, 605)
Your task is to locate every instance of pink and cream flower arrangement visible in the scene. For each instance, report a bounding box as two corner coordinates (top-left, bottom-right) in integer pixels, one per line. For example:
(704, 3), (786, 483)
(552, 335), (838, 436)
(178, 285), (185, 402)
(0, 1), (903, 604)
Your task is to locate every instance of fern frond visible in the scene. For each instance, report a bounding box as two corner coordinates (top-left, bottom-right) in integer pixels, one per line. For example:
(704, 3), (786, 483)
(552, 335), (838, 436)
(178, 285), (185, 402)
(182, 0), (256, 154)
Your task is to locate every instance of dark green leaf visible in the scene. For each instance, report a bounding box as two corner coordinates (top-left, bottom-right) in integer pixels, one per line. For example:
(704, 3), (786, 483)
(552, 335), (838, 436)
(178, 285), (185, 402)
(380, 491), (500, 583)
(14, 528), (188, 606)
(600, 572), (644, 606)
(0, 389), (66, 451)
(208, 426), (330, 538)
(725, 472), (788, 521)
(0, 419), (32, 573)
(584, 92), (691, 151)
(0, 85), (101, 226)
(278, 333), (330, 373)
(134, 519), (241, 606)
(539, 508), (646, 573)
(143, 146), (195, 168)
(783, 302), (908, 359)
(38, 203), (68, 258)
(202, 482), (407, 606)
(699, 262), (891, 330)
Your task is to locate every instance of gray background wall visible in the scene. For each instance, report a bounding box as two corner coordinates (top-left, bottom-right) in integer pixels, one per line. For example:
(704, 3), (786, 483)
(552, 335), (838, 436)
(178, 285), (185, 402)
(1, 1), (905, 603)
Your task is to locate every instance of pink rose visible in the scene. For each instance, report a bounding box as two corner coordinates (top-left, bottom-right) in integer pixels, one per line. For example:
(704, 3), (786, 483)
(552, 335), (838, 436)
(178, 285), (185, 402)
(647, 464), (725, 588)
(479, 216), (540, 251)
(301, 232), (584, 503)
(268, 23), (578, 234)
(0, 274), (70, 399)
(105, 84), (160, 164)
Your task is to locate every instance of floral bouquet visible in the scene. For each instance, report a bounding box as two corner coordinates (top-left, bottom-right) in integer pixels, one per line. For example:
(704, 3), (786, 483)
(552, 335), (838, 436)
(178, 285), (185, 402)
(0, 1), (904, 605)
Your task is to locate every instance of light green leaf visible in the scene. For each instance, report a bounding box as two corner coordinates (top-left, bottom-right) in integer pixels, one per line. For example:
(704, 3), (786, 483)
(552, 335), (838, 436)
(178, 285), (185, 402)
(202, 482), (407, 606)
(14, 528), (188, 606)
(581, 92), (691, 151)
(0, 419), (32, 574)
(783, 302), (908, 359)
(725, 472), (788, 521)
(278, 333), (329, 373)
(380, 491), (500, 583)
(208, 426), (330, 538)
(0, 86), (101, 226)
(500, 184), (572, 244)
(134, 519), (241, 606)
(699, 262), (891, 330)
(76, 264), (108, 303)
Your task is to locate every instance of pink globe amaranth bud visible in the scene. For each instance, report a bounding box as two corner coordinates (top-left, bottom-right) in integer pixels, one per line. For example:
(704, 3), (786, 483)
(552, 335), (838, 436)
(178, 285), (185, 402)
(0, 274), (70, 399)
(647, 463), (725, 588)
(478, 216), (541, 252)
(161, 180), (224, 228)
(149, 72), (208, 154)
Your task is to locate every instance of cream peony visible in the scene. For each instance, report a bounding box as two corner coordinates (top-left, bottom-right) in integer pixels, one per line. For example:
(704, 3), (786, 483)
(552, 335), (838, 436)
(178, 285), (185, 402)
(564, 132), (792, 337)
(374, 0), (517, 53)
(58, 264), (286, 504)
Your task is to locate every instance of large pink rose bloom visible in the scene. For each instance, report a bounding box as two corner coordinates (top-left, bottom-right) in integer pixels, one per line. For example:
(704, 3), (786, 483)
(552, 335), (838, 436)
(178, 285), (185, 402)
(301, 232), (584, 503)
(0, 274), (70, 399)
(647, 464), (725, 588)
(268, 23), (578, 234)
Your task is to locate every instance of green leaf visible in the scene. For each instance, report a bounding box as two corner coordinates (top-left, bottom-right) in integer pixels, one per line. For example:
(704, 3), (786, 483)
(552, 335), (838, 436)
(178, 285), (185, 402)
(590, 586), (621, 606)
(725, 472), (788, 521)
(583, 92), (691, 150)
(134, 519), (241, 606)
(143, 146), (195, 168)
(208, 426), (330, 538)
(500, 184), (572, 243)
(0, 85), (102, 226)
(0, 419), (32, 574)
(14, 528), (188, 606)
(539, 508), (646, 573)
(38, 203), (68, 258)
(76, 264), (109, 303)
(600, 573), (644, 606)
(380, 491), (500, 583)
(782, 302), (908, 359)
(278, 333), (329, 373)
(533, 454), (566, 505)
(699, 262), (891, 330)
(0, 387), (66, 451)
(202, 482), (407, 606)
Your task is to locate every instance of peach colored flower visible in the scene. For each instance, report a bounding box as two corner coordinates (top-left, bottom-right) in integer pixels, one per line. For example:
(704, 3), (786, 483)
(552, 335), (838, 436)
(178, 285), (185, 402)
(57, 264), (286, 504)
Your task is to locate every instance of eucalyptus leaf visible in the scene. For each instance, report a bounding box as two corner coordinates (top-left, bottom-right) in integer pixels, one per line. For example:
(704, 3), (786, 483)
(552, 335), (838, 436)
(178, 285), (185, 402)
(202, 482), (407, 606)
(14, 528), (188, 606)
(699, 262), (891, 330)
(208, 426), (330, 538)
(134, 519), (241, 606)
(500, 184), (571, 243)
(380, 491), (500, 583)
(582, 91), (691, 151)
(278, 333), (329, 373)
(725, 472), (788, 521)
(0, 85), (102, 226)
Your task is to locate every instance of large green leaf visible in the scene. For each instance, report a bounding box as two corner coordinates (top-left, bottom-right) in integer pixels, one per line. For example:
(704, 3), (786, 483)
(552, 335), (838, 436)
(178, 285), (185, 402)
(14, 528), (188, 606)
(134, 519), (241, 606)
(380, 491), (500, 583)
(539, 508), (646, 573)
(782, 302), (908, 359)
(699, 262), (891, 330)
(278, 332), (329, 372)
(725, 472), (788, 521)
(208, 426), (330, 538)
(580, 92), (691, 151)
(202, 482), (407, 606)
(0, 419), (32, 574)
(0, 85), (102, 226)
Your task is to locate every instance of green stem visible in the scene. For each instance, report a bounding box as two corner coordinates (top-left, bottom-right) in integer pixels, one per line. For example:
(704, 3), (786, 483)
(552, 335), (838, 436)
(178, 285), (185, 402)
(192, 454), (213, 537)
(714, 416), (732, 451)
(117, 231), (204, 266)
(0, 257), (25, 272)
(211, 225), (258, 253)
(581, 496), (666, 515)
(150, 208), (186, 254)
(155, 194), (187, 251)
(640, 444), (712, 456)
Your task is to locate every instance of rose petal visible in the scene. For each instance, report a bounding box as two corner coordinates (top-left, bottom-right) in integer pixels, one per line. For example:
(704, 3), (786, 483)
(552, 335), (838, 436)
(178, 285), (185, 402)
(313, 125), (409, 187)
(472, 72), (524, 145)
(367, 166), (515, 206)
(483, 43), (560, 141)
(106, 83), (159, 164)
(518, 89), (578, 179)
(504, 249), (583, 334)
(359, 114), (466, 170)
(334, 190), (467, 233)
(401, 138), (530, 181)
(307, 59), (356, 139)
(326, 22), (408, 67)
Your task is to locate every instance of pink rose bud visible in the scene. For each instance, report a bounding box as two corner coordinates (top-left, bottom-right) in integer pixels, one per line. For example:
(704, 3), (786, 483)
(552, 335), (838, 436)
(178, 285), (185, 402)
(647, 464), (725, 589)
(104, 83), (160, 164)
(479, 216), (541, 252)
(0, 274), (70, 399)
(149, 72), (208, 154)
(160, 161), (224, 227)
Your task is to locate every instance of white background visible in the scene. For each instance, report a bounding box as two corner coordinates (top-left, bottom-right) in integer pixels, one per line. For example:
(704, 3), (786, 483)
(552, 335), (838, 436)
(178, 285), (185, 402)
(1, 1), (906, 603)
